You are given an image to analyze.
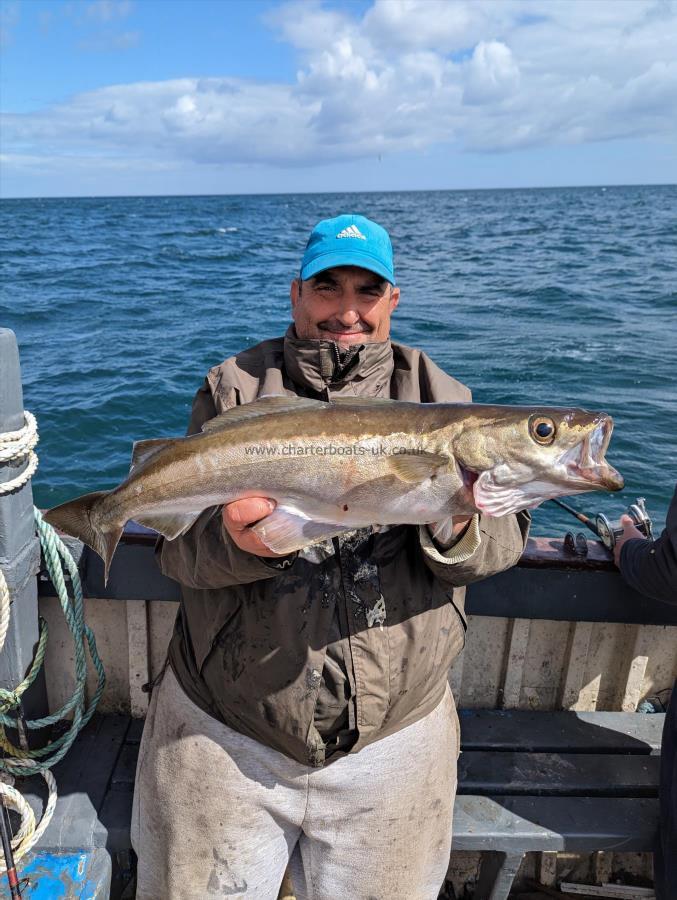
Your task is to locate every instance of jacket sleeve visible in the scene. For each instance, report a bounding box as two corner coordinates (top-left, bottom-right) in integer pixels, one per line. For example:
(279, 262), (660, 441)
(418, 511), (531, 587)
(619, 485), (677, 604)
(157, 377), (292, 590)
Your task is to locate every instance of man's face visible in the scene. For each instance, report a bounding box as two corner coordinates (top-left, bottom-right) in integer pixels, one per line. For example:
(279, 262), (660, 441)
(290, 266), (400, 346)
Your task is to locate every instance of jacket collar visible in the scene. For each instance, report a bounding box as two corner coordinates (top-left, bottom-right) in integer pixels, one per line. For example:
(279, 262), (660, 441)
(283, 325), (394, 397)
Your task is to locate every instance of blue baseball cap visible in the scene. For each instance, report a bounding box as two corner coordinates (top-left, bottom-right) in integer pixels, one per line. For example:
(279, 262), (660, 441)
(300, 214), (396, 285)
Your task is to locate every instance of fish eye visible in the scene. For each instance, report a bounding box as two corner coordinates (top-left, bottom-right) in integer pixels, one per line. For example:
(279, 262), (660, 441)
(530, 416), (556, 445)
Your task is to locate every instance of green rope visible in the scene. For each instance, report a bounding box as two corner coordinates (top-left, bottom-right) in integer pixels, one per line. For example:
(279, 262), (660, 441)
(0, 508), (106, 776)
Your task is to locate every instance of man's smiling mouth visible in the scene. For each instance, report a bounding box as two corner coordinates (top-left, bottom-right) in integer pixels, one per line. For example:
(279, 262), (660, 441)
(320, 329), (371, 341)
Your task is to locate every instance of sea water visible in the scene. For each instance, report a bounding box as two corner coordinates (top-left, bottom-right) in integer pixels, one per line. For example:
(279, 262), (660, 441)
(1, 185), (675, 536)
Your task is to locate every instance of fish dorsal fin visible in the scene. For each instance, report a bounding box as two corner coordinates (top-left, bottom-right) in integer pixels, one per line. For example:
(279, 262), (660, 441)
(201, 395), (325, 434)
(328, 397), (399, 406)
(388, 452), (449, 484)
(130, 438), (175, 474)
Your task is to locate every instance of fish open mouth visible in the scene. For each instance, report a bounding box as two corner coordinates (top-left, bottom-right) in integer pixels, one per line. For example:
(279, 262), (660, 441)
(470, 415), (623, 518)
(455, 461), (480, 510)
(460, 464), (479, 495)
(560, 416), (624, 491)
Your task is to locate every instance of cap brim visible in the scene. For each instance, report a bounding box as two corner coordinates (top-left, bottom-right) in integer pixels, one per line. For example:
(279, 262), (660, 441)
(300, 250), (395, 285)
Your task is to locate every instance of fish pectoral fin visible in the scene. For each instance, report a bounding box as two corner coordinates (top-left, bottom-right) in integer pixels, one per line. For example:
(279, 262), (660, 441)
(388, 452), (449, 484)
(252, 506), (350, 555)
(130, 438), (175, 474)
(201, 396), (325, 434)
(133, 510), (203, 540)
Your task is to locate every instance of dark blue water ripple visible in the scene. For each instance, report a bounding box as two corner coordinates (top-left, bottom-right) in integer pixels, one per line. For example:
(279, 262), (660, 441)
(1, 185), (676, 537)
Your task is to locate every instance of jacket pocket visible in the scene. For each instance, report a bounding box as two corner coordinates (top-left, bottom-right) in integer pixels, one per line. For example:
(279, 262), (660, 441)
(430, 598), (466, 679)
(183, 586), (244, 675)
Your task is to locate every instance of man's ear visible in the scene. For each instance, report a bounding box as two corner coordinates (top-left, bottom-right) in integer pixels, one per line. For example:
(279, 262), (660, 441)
(389, 286), (400, 313)
(290, 278), (300, 311)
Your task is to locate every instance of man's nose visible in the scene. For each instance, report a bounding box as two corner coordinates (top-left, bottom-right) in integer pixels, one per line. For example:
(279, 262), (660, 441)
(335, 287), (362, 323)
(335, 304), (360, 326)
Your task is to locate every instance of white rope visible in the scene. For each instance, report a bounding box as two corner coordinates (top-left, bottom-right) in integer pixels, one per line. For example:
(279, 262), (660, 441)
(0, 770), (58, 873)
(0, 410), (56, 868)
(0, 410), (38, 653)
(0, 411), (39, 496)
(0, 779), (35, 855)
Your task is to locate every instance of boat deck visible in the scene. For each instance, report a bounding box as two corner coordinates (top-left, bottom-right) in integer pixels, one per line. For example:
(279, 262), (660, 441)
(15, 706), (664, 898)
(16, 716), (140, 898)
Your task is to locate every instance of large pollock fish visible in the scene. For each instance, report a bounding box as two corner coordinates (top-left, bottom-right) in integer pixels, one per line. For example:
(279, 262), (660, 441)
(44, 396), (623, 581)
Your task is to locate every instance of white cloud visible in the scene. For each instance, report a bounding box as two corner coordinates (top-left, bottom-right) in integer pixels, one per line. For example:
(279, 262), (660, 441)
(264, 1), (350, 51)
(361, 0), (516, 54)
(2, 0), (676, 173)
(3, 78), (319, 166)
(463, 41), (520, 105)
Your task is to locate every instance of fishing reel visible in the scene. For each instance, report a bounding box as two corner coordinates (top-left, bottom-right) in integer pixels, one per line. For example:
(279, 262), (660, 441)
(594, 497), (653, 551)
(553, 496), (654, 555)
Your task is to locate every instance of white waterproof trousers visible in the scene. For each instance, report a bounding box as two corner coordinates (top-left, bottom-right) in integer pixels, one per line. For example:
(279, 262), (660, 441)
(131, 667), (458, 900)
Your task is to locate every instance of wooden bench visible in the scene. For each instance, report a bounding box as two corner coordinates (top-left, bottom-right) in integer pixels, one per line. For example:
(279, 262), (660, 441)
(16, 708), (661, 899)
(452, 708), (662, 899)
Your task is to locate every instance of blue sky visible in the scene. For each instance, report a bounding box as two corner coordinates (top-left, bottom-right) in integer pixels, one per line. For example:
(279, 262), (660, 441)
(1, 0), (676, 197)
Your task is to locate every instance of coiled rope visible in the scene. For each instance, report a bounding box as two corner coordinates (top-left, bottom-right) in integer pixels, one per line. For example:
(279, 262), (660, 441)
(0, 411), (105, 871)
(0, 412), (38, 495)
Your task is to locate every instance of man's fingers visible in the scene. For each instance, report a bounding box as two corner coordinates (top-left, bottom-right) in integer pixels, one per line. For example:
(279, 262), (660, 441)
(619, 515), (645, 539)
(613, 515), (650, 567)
(222, 499), (287, 558)
(223, 498), (276, 531)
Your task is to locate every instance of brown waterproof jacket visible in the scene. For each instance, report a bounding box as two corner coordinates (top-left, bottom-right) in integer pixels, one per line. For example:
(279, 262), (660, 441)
(160, 328), (530, 767)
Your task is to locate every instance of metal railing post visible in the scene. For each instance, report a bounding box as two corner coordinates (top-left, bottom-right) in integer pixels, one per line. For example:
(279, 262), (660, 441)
(0, 328), (45, 720)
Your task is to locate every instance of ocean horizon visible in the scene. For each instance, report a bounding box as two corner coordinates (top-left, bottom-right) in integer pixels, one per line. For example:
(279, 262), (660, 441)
(2, 181), (675, 202)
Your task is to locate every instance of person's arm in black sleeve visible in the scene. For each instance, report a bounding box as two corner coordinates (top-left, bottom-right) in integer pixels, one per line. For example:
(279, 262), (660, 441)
(616, 484), (677, 604)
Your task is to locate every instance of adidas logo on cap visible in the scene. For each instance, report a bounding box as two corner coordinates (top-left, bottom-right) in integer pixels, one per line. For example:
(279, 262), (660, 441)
(336, 224), (367, 240)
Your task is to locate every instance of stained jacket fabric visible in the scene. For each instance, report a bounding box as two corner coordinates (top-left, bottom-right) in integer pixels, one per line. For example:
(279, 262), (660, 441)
(160, 327), (530, 767)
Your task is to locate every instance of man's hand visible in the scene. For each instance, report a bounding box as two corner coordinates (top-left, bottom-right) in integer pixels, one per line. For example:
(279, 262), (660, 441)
(222, 498), (287, 558)
(613, 514), (647, 567)
(429, 514), (474, 549)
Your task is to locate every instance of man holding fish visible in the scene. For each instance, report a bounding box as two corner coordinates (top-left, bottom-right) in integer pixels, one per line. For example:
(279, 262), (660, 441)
(46, 215), (624, 899)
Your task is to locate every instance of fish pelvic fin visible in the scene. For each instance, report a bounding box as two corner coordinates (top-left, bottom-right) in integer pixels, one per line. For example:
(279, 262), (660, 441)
(43, 491), (122, 585)
(252, 505), (352, 555)
(431, 516), (457, 546)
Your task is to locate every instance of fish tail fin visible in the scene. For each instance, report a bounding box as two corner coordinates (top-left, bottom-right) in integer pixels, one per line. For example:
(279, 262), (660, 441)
(43, 491), (122, 584)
